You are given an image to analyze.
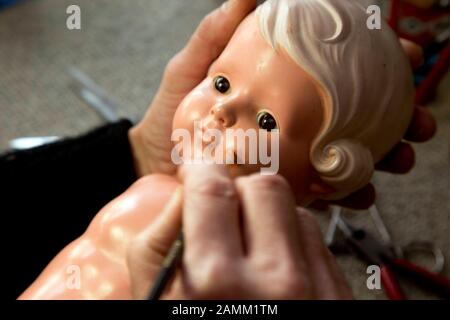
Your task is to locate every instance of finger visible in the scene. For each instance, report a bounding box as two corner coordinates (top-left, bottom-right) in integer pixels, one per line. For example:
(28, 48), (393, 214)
(375, 142), (415, 174)
(404, 106), (437, 142)
(325, 252), (354, 300)
(127, 187), (183, 299)
(235, 174), (304, 261)
(295, 208), (352, 299)
(162, 0), (257, 95)
(140, 187), (184, 260)
(182, 163), (243, 259)
(400, 39), (424, 70)
(308, 200), (330, 211)
(331, 183), (376, 210)
(311, 184), (376, 211)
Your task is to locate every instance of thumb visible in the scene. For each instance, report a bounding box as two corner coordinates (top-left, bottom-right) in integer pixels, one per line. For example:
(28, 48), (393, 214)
(127, 187), (183, 299)
(160, 0), (257, 96)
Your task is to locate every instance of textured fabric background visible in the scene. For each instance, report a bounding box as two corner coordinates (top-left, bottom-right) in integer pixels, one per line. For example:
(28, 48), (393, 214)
(0, 0), (449, 299)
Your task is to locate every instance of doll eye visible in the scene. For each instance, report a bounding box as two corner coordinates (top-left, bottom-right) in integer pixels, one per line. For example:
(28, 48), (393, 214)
(257, 111), (278, 132)
(214, 76), (231, 94)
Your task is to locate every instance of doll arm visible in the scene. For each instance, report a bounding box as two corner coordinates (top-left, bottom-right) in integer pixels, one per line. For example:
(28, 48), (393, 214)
(2, 120), (137, 299)
(18, 236), (130, 300)
(18, 204), (135, 300)
(19, 174), (178, 300)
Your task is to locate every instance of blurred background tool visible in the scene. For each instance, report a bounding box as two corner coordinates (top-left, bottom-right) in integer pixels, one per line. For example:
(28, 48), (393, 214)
(68, 67), (122, 124)
(327, 206), (450, 299)
(8, 67), (123, 150)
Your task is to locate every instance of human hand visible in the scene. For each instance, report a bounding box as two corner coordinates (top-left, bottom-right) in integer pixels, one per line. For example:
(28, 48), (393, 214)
(127, 164), (352, 300)
(129, 0), (257, 176)
(313, 39), (437, 210)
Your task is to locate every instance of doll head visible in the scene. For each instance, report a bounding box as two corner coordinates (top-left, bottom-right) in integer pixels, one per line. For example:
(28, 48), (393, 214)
(173, 0), (414, 204)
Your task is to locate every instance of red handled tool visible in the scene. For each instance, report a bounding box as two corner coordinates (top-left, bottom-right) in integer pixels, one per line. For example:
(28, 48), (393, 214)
(334, 215), (450, 300)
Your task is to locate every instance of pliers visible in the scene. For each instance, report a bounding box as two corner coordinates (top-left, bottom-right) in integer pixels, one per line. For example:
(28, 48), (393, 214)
(333, 214), (450, 300)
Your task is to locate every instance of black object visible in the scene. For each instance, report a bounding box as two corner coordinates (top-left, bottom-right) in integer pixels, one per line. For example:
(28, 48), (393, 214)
(1, 120), (137, 299)
(148, 232), (184, 300)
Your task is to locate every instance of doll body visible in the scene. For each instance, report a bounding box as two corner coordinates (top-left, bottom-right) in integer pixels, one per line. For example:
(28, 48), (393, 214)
(20, 0), (414, 299)
(19, 175), (178, 299)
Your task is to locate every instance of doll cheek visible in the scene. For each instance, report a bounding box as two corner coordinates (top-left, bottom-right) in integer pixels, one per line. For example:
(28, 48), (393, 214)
(178, 92), (212, 116)
(173, 93), (217, 133)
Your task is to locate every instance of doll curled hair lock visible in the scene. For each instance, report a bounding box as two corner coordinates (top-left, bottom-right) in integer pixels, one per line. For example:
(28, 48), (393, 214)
(256, 0), (414, 199)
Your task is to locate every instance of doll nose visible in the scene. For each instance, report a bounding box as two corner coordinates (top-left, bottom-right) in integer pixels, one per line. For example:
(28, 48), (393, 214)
(210, 104), (237, 128)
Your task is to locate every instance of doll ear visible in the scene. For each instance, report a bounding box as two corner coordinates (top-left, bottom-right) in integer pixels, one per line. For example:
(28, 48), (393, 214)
(309, 181), (335, 196)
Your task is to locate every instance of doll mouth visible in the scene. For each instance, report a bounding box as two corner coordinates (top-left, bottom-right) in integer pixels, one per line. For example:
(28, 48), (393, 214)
(192, 118), (246, 166)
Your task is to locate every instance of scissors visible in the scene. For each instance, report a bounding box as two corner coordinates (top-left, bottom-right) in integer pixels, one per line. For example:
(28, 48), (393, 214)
(326, 205), (450, 300)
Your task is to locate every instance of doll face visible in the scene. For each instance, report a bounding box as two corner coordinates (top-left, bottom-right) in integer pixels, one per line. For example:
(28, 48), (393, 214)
(172, 13), (325, 201)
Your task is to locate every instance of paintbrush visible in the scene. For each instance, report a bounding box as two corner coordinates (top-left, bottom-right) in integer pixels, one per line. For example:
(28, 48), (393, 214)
(148, 231), (184, 300)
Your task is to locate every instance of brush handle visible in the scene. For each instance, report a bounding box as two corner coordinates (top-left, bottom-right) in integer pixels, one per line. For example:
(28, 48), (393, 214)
(148, 232), (184, 300)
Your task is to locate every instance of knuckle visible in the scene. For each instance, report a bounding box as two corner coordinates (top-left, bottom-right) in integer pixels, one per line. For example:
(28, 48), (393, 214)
(164, 54), (183, 77)
(189, 175), (236, 199)
(247, 174), (291, 193)
(191, 255), (235, 297)
(281, 277), (311, 300)
(200, 12), (215, 32)
(256, 257), (310, 299)
(202, 255), (232, 283)
(270, 269), (310, 299)
(198, 8), (227, 40)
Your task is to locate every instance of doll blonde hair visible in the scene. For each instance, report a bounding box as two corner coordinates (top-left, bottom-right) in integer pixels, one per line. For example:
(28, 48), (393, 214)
(257, 0), (415, 199)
